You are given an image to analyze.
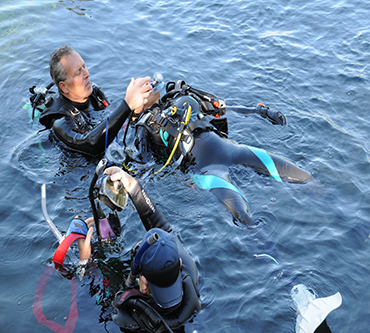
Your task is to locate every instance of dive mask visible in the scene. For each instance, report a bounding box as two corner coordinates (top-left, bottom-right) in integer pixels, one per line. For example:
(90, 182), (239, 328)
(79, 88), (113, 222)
(96, 174), (128, 211)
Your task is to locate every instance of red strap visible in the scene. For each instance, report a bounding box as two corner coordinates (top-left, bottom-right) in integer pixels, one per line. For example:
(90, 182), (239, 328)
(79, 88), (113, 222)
(33, 265), (79, 332)
(52, 233), (86, 266)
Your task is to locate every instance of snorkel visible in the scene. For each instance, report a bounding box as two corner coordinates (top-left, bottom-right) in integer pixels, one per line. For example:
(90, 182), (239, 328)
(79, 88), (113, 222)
(125, 232), (159, 287)
(41, 184), (63, 244)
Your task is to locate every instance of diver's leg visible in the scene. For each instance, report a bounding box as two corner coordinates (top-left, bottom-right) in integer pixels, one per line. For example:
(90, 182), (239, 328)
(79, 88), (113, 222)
(268, 150), (312, 183)
(231, 144), (312, 183)
(191, 173), (252, 226)
(211, 188), (252, 226)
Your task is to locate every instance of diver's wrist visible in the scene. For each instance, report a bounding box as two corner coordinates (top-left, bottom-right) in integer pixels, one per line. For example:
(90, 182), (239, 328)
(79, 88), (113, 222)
(79, 259), (89, 266)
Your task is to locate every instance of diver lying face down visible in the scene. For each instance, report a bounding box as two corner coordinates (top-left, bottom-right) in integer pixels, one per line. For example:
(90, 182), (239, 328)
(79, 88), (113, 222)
(37, 45), (158, 156)
(130, 81), (312, 226)
(52, 166), (201, 332)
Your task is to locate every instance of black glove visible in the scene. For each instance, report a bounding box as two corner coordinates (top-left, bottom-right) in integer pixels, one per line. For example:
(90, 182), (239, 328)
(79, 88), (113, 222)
(226, 105), (287, 126)
(265, 108), (287, 126)
(255, 104), (287, 126)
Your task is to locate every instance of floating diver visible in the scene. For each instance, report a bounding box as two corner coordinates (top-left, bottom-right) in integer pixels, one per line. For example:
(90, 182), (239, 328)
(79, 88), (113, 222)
(129, 80), (312, 226)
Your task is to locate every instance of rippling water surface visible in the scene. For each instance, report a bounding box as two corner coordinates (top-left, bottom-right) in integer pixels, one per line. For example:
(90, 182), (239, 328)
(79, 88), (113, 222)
(1, 0), (369, 332)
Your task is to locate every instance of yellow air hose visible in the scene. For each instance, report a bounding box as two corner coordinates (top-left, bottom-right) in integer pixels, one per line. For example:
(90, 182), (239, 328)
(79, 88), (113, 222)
(155, 104), (192, 174)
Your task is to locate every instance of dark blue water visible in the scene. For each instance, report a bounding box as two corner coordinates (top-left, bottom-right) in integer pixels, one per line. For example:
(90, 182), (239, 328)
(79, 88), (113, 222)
(1, 0), (369, 332)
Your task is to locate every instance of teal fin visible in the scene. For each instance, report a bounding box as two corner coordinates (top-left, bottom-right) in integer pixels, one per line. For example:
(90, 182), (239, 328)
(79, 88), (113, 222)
(247, 145), (282, 182)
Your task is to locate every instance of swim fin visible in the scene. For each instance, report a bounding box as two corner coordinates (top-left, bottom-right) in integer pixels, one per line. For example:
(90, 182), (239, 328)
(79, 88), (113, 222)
(291, 284), (342, 333)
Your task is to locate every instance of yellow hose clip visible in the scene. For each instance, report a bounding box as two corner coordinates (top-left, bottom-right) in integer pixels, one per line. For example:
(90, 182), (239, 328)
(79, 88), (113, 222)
(170, 105), (177, 115)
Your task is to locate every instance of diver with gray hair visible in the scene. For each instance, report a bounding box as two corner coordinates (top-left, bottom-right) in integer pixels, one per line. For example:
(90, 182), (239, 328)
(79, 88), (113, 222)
(36, 45), (157, 156)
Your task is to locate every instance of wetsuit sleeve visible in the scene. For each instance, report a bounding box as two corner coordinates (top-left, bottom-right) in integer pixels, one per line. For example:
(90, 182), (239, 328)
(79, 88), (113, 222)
(52, 100), (131, 156)
(128, 182), (171, 232)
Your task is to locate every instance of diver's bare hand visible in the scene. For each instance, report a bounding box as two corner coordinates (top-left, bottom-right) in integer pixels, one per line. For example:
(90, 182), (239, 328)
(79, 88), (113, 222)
(77, 217), (94, 261)
(104, 167), (138, 193)
(124, 76), (152, 112)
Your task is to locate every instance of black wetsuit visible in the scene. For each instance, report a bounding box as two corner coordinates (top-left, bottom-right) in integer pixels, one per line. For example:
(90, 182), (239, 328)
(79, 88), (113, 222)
(189, 130), (312, 225)
(133, 93), (312, 226)
(112, 181), (200, 331)
(39, 88), (132, 156)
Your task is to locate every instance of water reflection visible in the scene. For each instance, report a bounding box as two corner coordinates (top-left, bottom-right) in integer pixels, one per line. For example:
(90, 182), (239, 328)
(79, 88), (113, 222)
(59, 0), (93, 17)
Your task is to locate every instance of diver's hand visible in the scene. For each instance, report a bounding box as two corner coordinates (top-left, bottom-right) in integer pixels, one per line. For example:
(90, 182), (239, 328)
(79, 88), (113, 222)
(77, 217), (94, 261)
(124, 77), (152, 112)
(265, 109), (287, 126)
(133, 88), (161, 115)
(104, 166), (138, 193)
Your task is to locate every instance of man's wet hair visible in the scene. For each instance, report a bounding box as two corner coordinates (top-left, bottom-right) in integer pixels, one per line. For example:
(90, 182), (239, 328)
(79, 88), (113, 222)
(50, 45), (75, 94)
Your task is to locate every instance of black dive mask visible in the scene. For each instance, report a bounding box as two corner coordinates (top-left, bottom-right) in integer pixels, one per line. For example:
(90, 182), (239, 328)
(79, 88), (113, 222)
(89, 159), (125, 240)
(95, 174), (128, 212)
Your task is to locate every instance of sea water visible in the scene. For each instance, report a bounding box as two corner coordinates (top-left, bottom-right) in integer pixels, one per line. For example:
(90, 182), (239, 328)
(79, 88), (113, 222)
(0, 0), (369, 332)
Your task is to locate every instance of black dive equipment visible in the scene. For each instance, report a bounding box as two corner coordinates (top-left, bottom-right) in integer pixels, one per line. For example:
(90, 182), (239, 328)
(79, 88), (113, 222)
(29, 82), (55, 120)
(113, 270), (200, 333)
(89, 158), (126, 240)
(160, 80), (227, 118)
(133, 80), (229, 172)
(122, 73), (165, 148)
